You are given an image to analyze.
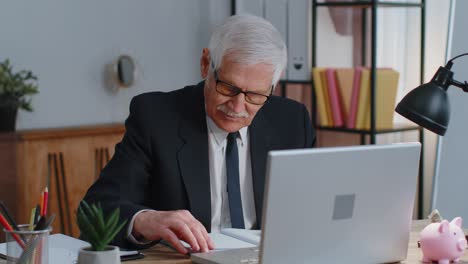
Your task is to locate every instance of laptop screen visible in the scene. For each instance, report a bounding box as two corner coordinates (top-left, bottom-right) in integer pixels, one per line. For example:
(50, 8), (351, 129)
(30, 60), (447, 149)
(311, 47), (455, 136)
(260, 143), (421, 264)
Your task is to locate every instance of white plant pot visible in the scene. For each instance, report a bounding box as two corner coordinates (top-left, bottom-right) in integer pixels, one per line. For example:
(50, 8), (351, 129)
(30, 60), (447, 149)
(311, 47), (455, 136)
(77, 246), (121, 264)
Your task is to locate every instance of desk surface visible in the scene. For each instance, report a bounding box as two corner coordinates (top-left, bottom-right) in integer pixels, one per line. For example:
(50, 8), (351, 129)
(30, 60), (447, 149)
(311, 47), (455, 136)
(2, 220), (467, 263)
(130, 220), (468, 264)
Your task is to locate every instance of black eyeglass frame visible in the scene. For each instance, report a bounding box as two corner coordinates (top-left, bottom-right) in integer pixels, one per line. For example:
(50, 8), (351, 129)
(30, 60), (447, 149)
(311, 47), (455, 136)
(213, 69), (273, 105)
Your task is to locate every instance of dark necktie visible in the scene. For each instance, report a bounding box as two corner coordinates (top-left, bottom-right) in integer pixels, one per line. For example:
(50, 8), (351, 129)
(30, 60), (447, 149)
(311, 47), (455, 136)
(226, 132), (245, 229)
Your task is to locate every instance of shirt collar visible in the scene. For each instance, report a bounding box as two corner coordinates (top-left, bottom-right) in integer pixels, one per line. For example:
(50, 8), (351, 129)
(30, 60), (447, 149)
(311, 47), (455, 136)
(206, 116), (248, 147)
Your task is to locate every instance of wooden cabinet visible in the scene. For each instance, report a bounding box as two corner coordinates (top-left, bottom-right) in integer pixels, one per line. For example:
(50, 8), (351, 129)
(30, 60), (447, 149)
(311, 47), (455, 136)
(0, 124), (125, 238)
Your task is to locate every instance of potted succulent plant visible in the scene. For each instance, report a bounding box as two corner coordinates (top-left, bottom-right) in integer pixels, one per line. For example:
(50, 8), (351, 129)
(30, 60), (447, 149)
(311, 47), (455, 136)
(0, 59), (38, 131)
(76, 201), (127, 264)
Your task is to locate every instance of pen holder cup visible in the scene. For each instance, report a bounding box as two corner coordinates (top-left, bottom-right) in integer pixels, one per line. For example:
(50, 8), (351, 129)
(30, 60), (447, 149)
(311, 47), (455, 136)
(3, 224), (51, 264)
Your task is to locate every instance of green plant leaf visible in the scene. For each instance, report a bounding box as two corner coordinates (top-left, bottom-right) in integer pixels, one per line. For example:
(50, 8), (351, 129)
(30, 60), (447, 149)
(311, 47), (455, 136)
(0, 58), (38, 112)
(91, 203), (105, 235)
(103, 219), (128, 246)
(77, 206), (100, 248)
(104, 208), (120, 232)
(80, 201), (96, 221)
(76, 201), (127, 251)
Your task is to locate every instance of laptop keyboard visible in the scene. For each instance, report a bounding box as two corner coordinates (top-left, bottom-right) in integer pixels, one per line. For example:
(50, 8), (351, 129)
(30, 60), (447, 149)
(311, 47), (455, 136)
(191, 246), (260, 264)
(240, 258), (259, 263)
(240, 248), (259, 263)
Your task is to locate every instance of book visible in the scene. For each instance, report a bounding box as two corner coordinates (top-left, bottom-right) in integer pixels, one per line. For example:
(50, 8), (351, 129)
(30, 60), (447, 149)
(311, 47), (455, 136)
(312, 68), (330, 126)
(346, 67), (363, 129)
(0, 234), (141, 264)
(325, 68), (344, 127)
(373, 69), (399, 130)
(355, 68), (370, 129)
(360, 69), (400, 130)
(320, 70), (334, 126)
(335, 68), (355, 121)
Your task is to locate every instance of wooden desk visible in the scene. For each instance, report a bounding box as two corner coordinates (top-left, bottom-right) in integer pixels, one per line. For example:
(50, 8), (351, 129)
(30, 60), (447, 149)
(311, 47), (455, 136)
(1, 220), (467, 263)
(129, 220), (468, 264)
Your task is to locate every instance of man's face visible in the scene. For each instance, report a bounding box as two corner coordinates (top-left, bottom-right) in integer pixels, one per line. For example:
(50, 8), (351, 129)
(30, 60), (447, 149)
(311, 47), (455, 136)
(200, 50), (274, 133)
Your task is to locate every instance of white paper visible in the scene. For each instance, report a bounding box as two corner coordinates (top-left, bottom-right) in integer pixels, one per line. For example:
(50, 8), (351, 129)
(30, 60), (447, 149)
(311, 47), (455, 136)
(219, 228), (261, 246)
(0, 234), (139, 264)
(209, 232), (256, 251)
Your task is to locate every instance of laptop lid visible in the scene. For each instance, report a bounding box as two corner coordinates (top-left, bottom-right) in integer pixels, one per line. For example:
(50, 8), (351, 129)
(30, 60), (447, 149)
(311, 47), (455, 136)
(260, 143), (421, 264)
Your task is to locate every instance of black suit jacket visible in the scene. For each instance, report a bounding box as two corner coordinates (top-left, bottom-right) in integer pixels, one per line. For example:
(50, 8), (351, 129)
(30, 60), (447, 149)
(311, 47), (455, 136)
(83, 81), (315, 249)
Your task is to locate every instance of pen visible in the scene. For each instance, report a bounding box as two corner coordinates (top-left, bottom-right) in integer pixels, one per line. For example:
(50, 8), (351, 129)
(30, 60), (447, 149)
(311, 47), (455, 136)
(34, 204), (40, 225)
(0, 201), (21, 232)
(34, 217), (46, 231)
(0, 201), (27, 244)
(0, 212), (25, 249)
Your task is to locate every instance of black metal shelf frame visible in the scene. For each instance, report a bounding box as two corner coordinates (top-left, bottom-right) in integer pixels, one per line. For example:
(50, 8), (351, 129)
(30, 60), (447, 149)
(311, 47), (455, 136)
(315, 1), (423, 8)
(313, 0), (426, 219)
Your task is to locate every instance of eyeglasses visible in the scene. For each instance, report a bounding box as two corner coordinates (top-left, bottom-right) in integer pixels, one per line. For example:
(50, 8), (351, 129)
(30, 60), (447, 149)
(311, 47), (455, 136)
(213, 70), (272, 105)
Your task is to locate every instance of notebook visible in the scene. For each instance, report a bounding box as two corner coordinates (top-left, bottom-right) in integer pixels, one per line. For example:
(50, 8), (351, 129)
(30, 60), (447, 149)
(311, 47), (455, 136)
(192, 143), (421, 264)
(0, 234), (141, 263)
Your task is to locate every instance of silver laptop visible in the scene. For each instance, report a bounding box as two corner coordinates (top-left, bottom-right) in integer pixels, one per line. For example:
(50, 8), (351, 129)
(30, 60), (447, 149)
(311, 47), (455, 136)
(192, 143), (421, 264)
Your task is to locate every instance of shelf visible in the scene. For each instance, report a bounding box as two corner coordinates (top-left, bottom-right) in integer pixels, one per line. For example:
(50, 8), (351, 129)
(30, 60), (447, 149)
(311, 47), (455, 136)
(316, 124), (421, 134)
(315, 0), (423, 8)
(279, 80), (312, 85)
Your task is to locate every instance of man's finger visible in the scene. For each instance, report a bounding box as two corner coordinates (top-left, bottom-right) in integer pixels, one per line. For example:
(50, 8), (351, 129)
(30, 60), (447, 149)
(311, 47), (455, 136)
(191, 225), (209, 253)
(171, 221), (200, 252)
(161, 229), (188, 255)
(204, 230), (215, 249)
(194, 221), (215, 250)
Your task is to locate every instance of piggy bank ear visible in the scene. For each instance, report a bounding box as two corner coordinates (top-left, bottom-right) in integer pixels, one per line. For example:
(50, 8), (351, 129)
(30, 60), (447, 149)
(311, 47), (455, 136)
(439, 220), (450, 233)
(451, 217), (463, 228)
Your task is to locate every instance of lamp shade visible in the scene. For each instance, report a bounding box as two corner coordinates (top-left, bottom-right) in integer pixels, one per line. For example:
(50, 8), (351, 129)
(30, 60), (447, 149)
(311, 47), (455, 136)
(395, 82), (450, 135)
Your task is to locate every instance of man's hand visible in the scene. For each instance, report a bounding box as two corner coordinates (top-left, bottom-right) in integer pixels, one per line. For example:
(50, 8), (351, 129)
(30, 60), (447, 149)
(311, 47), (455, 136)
(132, 210), (215, 254)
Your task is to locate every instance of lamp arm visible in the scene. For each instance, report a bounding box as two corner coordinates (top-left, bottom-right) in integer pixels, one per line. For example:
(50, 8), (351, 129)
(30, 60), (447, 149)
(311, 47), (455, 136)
(450, 79), (468, 93)
(442, 53), (468, 92)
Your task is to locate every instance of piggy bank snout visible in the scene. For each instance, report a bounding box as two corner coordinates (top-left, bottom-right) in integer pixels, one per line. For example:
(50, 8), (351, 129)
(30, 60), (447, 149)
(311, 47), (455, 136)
(457, 238), (467, 251)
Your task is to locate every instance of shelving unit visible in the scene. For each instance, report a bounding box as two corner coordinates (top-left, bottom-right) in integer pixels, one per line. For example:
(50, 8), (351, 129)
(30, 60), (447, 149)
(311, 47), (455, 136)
(231, 0), (426, 218)
(312, 0), (425, 218)
(312, 0), (424, 140)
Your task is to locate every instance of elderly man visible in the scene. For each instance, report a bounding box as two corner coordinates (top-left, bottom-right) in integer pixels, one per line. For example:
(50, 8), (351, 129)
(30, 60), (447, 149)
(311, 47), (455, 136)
(83, 14), (315, 254)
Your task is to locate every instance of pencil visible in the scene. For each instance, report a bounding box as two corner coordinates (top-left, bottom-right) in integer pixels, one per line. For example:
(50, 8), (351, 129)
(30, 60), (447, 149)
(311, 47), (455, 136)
(40, 192), (44, 217)
(42, 187), (48, 216)
(0, 212), (25, 249)
(29, 207), (36, 231)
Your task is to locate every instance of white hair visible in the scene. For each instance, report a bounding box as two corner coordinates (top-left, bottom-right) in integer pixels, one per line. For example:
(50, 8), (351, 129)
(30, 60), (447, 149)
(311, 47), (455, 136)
(208, 14), (287, 86)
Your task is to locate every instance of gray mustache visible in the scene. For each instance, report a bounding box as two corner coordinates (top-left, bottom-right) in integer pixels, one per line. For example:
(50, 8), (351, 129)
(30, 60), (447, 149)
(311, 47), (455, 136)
(217, 105), (249, 118)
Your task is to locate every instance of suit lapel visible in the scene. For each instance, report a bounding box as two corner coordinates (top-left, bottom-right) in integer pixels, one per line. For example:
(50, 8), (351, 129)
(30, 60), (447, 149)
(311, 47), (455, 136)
(177, 83), (212, 231)
(249, 110), (273, 229)
(176, 82), (274, 231)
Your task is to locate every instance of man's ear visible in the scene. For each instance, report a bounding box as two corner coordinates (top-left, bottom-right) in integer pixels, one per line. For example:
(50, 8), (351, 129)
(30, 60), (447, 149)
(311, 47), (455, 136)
(200, 48), (210, 79)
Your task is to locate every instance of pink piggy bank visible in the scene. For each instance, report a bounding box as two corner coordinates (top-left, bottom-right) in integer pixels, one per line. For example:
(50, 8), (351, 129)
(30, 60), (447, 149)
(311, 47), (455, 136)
(420, 217), (467, 264)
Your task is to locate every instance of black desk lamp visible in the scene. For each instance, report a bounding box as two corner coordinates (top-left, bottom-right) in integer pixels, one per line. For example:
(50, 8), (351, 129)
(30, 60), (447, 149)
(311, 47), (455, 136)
(395, 53), (468, 135)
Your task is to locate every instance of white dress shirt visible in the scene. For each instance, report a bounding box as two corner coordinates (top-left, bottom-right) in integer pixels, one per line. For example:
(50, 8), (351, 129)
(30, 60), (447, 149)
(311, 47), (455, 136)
(206, 116), (256, 232)
(127, 116), (256, 243)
